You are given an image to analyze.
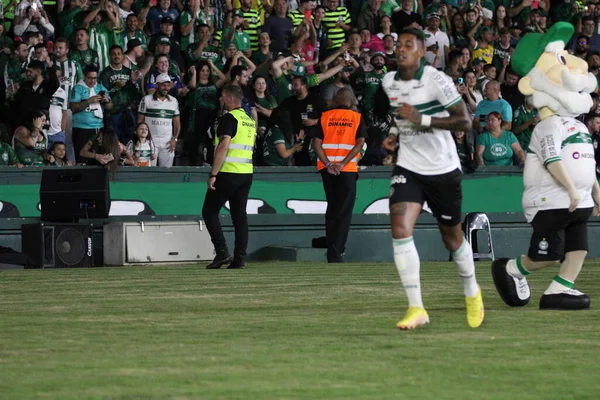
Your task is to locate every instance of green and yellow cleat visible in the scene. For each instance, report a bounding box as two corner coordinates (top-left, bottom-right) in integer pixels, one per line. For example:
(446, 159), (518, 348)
(396, 307), (430, 330)
(466, 286), (485, 328)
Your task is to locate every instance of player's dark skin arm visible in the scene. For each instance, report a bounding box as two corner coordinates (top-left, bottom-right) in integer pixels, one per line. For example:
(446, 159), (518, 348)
(396, 99), (472, 132)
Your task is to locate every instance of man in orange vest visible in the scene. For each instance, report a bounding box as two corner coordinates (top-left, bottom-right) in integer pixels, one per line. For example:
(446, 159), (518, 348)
(313, 88), (368, 263)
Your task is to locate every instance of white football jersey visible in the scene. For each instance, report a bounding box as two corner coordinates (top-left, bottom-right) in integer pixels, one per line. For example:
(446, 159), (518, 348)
(381, 65), (463, 175)
(523, 115), (596, 222)
(138, 94), (180, 140)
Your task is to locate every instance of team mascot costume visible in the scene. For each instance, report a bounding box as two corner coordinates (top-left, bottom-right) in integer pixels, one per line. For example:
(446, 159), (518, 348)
(491, 22), (600, 310)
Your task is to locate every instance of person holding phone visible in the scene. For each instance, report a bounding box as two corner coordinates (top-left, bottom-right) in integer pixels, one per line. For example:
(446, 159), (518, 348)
(79, 128), (135, 169)
(423, 13), (450, 70)
(238, 0), (262, 52)
(323, 0), (351, 49)
(288, 0), (315, 27)
(69, 64), (113, 163)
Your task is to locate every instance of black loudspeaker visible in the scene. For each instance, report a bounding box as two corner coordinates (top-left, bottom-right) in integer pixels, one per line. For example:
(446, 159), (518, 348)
(40, 168), (110, 222)
(21, 223), (94, 268)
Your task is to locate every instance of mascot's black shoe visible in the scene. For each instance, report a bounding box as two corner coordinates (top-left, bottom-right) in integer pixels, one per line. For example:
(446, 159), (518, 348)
(491, 258), (531, 307)
(539, 290), (591, 310)
(206, 255), (233, 269)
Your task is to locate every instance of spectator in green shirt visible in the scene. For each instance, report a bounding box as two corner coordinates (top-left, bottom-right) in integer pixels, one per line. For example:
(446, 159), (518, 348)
(512, 97), (539, 152)
(186, 59), (227, 166)
(119, 14), (148, 52)
(99, 45), (137, 144)
(476, 111), (525, 167)
(253, 75), (278, 136)
(262, 108), (305, 167)
(0, 141), (22, 167)
(187, 23), (221, 67)
(224, 10), (252, 58)
(252, 32), (274, 73)
(58, 0), (89, 40)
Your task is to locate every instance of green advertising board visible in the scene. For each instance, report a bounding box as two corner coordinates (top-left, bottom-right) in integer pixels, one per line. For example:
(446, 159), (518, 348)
(0, 167), (525, 218)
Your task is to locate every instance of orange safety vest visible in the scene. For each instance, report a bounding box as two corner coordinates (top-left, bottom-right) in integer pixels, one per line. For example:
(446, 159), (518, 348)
(317, 108), (361, 173)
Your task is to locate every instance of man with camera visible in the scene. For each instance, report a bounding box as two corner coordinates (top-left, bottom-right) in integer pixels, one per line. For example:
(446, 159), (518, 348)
(69, 64), (113, 163)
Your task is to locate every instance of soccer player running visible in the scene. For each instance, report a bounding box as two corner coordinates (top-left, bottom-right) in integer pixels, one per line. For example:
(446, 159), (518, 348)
(381, 28), (484, 330)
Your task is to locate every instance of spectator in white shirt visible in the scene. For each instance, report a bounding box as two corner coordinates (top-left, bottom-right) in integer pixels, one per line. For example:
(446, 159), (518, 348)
(13, 1), (55, 39)
(423, 12), (449, 70)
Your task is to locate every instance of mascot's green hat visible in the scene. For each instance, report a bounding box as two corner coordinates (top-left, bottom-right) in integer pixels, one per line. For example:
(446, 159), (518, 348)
(511, 22), (574, 77)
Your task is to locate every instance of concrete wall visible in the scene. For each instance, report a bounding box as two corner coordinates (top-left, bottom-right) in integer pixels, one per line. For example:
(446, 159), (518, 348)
(1, 166), (598, 263)
(3, 213), (600, 263)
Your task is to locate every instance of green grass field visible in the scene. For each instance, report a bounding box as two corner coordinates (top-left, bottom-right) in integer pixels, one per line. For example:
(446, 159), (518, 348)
(1, 261), (599, 400)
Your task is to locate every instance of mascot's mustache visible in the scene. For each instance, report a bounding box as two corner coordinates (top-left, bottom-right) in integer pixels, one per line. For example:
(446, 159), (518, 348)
(561, 69), (597, 93)
(528, 67), (594, 117)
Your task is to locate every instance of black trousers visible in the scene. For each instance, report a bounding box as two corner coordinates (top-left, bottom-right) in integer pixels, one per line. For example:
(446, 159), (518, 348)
(73, 127), (102, 163)
(320, 170), (358, 262)
(202, 172), (253, 261)
(188, 107), (217, 166)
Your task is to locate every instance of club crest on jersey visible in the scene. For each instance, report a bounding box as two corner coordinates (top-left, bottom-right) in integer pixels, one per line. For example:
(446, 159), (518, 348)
(538, 239), (549, 254)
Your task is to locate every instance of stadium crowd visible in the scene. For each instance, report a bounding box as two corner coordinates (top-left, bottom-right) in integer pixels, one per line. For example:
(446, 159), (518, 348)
(1, 0), (600, 171)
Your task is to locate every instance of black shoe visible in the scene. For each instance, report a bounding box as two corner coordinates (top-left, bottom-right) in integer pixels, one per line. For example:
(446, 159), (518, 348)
(226, 260), (247, 269)
(206, 255), (233, 269)
(491, 258), (531, 307)
(539, 291), (591, 310)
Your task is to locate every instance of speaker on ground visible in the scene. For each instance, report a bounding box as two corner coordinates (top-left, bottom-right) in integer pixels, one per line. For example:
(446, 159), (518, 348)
(21, 223), (94, 268)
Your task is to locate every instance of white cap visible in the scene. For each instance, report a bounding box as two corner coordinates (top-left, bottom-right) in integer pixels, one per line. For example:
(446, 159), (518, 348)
(156, 73), (172, 84)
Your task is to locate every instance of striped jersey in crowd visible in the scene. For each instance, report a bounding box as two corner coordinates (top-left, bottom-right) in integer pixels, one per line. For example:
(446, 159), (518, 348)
(119, 30), (148, 51)
(138, 93), (180, 139)
(89, 23), (116, 72)
(241, 7), (261, 51)
(48, 88), (68, 136)
(179, 10), (214, 51)
(288, 8), (308, 27)
(54, 58), (83, 105)
(210, 0), (228, 30)
(70, 48), (100, 70)
(323, 6), (351, 49)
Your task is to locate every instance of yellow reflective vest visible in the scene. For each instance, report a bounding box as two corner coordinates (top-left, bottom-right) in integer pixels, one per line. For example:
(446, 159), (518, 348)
(216, 108), (256, 174)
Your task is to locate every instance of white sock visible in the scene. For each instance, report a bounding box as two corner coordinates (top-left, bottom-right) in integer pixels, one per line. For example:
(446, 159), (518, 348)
(506, 256), (529, 279)
(544, 275), (575, 295)
(393, 237), (423, 308)
(451, 238), (479, 298)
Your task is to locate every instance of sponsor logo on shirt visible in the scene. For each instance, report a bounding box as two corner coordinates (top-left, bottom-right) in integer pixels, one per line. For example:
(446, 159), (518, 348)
(572, 152), (594, 159)
(390, 175), (407, 185)
(490, 143), (508, 157)
(395, 126), (433, 136)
